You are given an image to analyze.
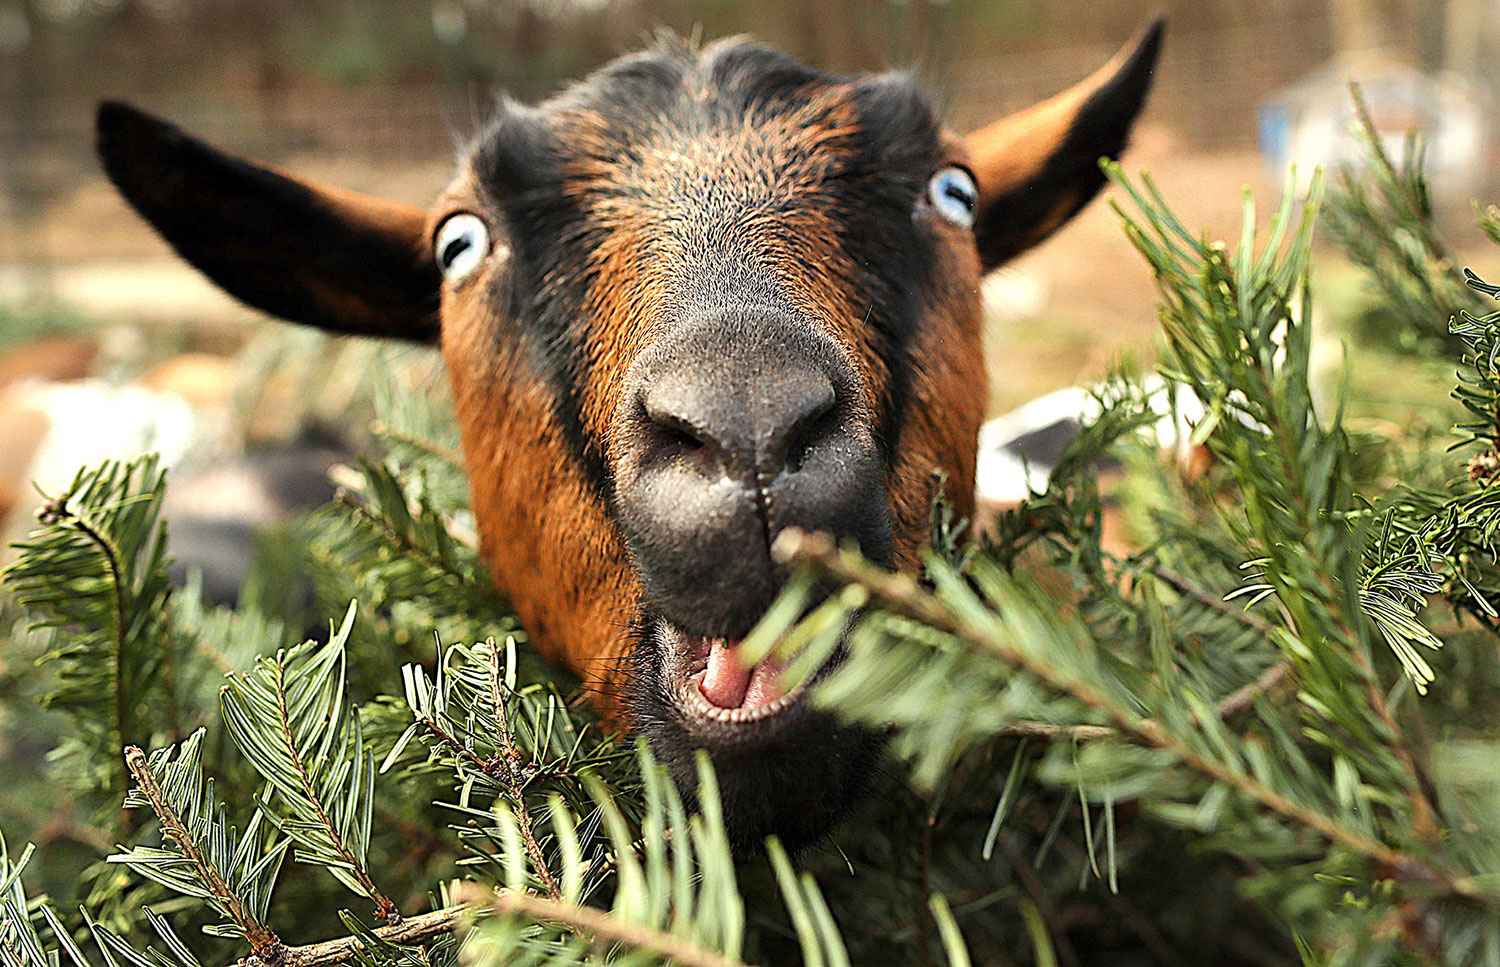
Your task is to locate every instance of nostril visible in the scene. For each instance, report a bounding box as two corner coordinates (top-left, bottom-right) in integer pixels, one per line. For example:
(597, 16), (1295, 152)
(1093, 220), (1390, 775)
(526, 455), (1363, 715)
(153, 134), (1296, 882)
(639, 398), (723, 477)
(634, 364), (842, 481)
(773, 379), (838, 474)
(664, 421), (706, 454)
(784, 404), (839, 473)
(660, 417), (711, 462)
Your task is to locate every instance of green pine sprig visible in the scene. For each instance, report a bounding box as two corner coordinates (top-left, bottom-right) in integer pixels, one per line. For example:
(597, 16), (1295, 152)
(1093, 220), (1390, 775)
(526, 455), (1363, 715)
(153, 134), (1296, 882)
(3, 457), (179, 800)
(111, 733), (287, 956)
(219, 603), (397, 921)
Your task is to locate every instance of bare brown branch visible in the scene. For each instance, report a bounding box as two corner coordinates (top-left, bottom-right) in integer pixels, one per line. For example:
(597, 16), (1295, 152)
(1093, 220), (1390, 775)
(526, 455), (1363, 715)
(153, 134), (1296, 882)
(481, 888), (753, 967)
(230, 905), (465, 967)
(249, 888), (754, 967)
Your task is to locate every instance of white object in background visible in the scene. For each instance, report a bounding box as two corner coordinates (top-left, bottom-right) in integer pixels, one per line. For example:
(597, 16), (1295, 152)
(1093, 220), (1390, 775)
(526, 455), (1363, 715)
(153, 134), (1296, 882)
(975, 377), (1208, 506)
(19, 379), (201, 492)
(1258, 60), (1487, 204)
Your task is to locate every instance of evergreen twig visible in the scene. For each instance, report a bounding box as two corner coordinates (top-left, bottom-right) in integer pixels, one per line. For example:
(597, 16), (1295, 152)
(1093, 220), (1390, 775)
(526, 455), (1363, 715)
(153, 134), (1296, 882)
(42, 503), (133, 781)
(478, 889), (753, 967)
(221, 606), (396, 919)
(269, 655), (400, 923)
(5, 458), (181, 801)
(369, 422), (464, 468)
(774, 529), (1480, 902)
(122, 746), (282, 961)
(1134, 562), (1278, 636)
(486, 642), (561, 901)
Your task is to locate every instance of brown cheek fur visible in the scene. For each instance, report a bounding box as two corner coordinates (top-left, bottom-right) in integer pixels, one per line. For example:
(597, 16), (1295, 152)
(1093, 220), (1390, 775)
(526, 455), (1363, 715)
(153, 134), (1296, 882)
(442, 274), (643, 728)
(886, 235), (986, 570)
(889, 128), (986, 555)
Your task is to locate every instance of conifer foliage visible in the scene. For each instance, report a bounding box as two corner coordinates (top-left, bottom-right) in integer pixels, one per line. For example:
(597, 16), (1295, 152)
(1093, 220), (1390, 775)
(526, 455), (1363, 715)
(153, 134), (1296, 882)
(4, 113), (1500, 966)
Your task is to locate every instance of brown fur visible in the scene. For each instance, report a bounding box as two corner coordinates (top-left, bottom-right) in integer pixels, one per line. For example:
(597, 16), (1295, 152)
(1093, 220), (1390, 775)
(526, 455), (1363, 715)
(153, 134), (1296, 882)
(435, 179), (640, 718)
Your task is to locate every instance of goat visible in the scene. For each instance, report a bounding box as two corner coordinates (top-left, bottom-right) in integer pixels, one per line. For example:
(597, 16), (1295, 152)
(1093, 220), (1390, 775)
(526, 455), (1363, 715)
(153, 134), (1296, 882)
(95, 21), (1163, 850)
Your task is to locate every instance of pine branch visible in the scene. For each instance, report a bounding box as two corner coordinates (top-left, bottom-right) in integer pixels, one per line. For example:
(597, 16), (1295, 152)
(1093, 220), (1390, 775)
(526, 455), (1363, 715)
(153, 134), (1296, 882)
(368, 422), (463, 469)
(394, 638), (633, 902)
(46, 502), (134, 772)
(1108, 161), (1456, 859)
(1, 837), (45, 967)
(460, 750), (854, 967)
(773, 529), (1482, 903)
(1136, 562), (1278, 636)
(257, 884), (765, 967)
(324, 461), (493, 610)
(782, 530), (1291, 744)
(4, 835), (202, 967)
(220, 604), (397, 920)
(1320, 85), (1478, 355)
(484, 890), (750, 967)
(486, 642), (561, 901)
(121, 744), (283, 959)
(332, 491), (457, 588)
(269, 655), (397, 922)
(3, 457), (180, 800)
(407, 640), (563, 901)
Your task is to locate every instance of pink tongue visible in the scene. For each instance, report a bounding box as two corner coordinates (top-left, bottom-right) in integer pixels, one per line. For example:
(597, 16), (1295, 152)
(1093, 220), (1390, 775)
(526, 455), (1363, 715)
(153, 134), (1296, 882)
(699, 641), (786, 709)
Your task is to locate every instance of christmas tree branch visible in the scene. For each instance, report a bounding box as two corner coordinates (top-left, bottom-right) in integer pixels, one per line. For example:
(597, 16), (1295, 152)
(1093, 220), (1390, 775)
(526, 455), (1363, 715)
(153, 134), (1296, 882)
(1132, 561), (1278, 636)
(479, 889), (754, 967)
(226, 906), (465, 967)
(235, 883), (759, 967)
(407, 643), (561, 901)
(123, 746), (282, 960)
(269, 657), (400, 923)
(37, 500), (132, 775)
(332, 490), (463, 588)
(486, 642), (561, 901)
(368, 421), (464, 467)
(774, 530), (1479, 901)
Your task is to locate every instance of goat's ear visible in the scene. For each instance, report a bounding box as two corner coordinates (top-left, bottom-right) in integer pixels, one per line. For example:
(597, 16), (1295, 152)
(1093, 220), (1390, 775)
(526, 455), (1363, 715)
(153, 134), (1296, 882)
(965, 17), (1163, 272)
(96, 101), (440, 343)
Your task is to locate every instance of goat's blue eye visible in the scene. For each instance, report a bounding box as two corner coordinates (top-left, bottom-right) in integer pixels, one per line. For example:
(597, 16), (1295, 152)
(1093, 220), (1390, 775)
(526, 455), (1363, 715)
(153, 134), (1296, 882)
(926, 166), (979, 228)
(434, 213), (490, 283)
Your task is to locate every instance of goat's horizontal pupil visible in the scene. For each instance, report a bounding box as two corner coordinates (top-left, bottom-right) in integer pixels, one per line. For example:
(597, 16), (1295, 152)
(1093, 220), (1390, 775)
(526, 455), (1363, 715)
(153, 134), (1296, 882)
(441, 236), (471, 268)
(944, 183), (976, 209)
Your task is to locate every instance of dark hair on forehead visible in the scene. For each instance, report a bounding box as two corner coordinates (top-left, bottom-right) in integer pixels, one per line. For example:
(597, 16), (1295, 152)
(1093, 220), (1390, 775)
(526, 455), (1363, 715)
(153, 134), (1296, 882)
(469, 34), (946, 202)
(470, 99), (559, 198)
(698, 37), (831, 110)
(547, 34), (835, 129)
(604, 39), (938, 156)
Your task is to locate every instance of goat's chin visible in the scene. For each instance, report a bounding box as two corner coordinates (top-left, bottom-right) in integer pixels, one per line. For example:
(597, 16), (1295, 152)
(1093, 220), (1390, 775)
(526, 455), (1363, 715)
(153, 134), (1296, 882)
(628, 615), (885, 853)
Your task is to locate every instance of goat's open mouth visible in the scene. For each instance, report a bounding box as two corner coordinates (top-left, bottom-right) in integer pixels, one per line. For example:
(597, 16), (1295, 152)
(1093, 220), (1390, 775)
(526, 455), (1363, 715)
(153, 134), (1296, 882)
(657, 622), (810, 728)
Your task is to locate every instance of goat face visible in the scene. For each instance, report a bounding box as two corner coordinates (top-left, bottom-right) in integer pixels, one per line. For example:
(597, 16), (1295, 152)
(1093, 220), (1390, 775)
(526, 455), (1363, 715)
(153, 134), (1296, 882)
(97, 21), (1161, 850)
